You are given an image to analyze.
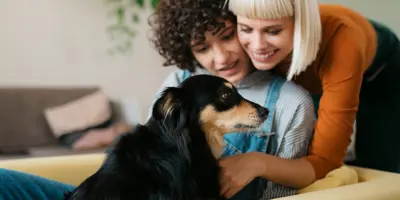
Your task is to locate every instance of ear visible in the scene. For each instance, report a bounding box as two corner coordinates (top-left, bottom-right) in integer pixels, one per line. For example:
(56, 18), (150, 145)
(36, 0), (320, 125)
(152, 87), (188, 131)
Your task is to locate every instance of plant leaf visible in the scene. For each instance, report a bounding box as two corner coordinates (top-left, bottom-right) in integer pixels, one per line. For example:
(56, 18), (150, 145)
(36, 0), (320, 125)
(136, 0), (144, 8)
(151, 0), (159, 9)
(132, 13), (140, 23)
(116, 6), (125, 24)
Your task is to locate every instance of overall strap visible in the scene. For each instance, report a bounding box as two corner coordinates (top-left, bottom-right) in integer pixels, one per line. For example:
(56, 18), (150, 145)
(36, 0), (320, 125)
(255, 76), (286, 198)
(262, 76), (285, 134)
(181, 69), (191, 83)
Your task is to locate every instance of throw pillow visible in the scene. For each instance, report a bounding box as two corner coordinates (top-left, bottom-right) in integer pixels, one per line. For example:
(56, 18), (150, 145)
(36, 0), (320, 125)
(44, 90), (111, 138)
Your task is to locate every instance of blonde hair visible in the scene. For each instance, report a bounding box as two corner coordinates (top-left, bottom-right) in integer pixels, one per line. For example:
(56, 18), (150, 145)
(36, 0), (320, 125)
(227, 0), (322, 80)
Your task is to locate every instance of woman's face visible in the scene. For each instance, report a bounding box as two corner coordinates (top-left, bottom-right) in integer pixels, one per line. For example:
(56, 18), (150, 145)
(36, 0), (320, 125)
(190, 21), (253, 84)
(236, 16), (294, 71)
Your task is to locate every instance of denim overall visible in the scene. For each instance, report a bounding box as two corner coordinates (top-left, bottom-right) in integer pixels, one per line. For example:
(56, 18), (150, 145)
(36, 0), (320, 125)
(181, 70), (285, 200)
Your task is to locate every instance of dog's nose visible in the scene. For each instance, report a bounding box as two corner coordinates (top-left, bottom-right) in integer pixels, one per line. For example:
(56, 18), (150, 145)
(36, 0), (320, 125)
(257, 107), (269, 120)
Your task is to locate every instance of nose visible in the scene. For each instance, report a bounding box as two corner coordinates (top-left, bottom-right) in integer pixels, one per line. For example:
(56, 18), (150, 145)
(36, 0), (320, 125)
(256, 107), (269, 120)
(253, 33), (268, 51)
(214, 44), (230, 65)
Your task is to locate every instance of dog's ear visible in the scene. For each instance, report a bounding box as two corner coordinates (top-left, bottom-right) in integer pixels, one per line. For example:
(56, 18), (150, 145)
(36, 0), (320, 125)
(152, 87), (188, 130)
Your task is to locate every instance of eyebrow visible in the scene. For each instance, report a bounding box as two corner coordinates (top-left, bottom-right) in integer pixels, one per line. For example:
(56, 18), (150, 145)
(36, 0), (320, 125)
(217, 25), (234, 35)
(238, 23), (283, 29)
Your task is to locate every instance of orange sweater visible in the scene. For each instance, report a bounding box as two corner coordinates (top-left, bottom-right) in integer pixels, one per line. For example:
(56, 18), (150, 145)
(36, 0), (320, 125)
(275, 4), (377, 179)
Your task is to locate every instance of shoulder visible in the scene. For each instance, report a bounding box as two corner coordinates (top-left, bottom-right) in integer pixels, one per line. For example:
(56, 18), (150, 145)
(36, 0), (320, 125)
(319, 4), (377, 48)
(278, 80), (314, 109)
(273, 80), (316, 153)
(158, 68), (209, 93)
(158, 69), (192, 90)
(163, 69), (186, 84)
(274, 80), (315, 124)
(274, 80), (315, 133)
(316, 4), (377, 71)
(319, 4), (372, 28)
(146, 69), (189, 121)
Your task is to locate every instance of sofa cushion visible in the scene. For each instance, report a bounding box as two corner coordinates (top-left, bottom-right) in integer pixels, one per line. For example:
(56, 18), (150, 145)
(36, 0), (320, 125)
(57, 119), (113, 148)
(44, 90), (111, 138)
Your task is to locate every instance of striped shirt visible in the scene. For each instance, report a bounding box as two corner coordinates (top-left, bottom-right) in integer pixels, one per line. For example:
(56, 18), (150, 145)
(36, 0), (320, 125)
(147, 69), (316, 199)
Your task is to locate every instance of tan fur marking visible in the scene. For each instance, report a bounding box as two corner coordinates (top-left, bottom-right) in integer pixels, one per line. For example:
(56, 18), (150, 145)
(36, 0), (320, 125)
(162, 93), (174, 116)
(200, 122), (225, 158)
(199, 101), (264, 158)
(224, 82), (233, 89)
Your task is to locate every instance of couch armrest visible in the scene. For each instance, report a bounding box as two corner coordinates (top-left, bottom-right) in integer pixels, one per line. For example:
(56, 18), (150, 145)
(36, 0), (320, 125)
(1, 154), (400, 200)
(0, 153), (105, 186)
(352, 165), (399, 182)
(275, 175), (400, 200)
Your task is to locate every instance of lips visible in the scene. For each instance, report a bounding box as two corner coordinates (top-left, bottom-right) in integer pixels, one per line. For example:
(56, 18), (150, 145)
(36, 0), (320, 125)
(251, 49), (279, 62)
(220, 60), (238, 71)
(217, 60), (239, 77)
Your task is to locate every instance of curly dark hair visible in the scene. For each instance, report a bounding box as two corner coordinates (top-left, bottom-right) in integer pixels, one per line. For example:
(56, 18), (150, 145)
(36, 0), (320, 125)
(148, 0), (236, 72)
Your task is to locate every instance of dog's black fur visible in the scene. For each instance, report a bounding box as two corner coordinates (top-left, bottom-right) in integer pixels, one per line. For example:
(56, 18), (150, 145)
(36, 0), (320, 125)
(64, 75), (268, 200)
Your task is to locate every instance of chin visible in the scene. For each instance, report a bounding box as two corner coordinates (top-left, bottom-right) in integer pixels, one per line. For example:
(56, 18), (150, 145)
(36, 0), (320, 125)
(224, 74), (246, 85)
(252, 62), (278, 71)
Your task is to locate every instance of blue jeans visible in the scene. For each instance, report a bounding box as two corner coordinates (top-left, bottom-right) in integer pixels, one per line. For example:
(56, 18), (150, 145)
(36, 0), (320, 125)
(0, 168), (75, 200)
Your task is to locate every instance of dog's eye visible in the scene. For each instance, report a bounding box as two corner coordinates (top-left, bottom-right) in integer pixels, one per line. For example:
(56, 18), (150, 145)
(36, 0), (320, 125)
(221, 93), (231, 101)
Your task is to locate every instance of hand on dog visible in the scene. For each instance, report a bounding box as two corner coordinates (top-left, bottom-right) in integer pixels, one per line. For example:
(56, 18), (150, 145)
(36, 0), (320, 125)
(219, 152), (264, 198)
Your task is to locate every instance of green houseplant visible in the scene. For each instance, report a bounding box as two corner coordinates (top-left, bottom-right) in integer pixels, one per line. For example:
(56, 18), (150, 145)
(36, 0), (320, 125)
(105, 0), (160, 55)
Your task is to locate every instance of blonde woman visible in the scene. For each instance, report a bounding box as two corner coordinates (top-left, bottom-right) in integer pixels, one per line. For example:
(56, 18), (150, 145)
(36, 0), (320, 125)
(225, 0), (400, 194)
(0, 1), (316, 200)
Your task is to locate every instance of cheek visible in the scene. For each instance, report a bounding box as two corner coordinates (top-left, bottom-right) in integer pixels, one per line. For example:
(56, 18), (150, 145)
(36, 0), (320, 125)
(237, 32), (251, 47)
(225, 39), (246, 56)
(192, 53), (214, 71)
(273, 31), (294, 50)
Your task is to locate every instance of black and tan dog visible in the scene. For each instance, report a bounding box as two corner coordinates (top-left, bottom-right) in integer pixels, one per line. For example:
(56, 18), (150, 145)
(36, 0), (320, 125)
(64, 74), (269, 200)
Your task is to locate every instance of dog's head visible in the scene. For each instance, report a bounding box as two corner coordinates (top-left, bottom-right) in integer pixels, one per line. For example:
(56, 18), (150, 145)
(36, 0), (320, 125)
(152, 74), (269, 156)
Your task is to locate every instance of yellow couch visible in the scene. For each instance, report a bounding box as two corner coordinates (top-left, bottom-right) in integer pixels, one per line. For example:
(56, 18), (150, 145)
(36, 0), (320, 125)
(0, 153), (399, 200)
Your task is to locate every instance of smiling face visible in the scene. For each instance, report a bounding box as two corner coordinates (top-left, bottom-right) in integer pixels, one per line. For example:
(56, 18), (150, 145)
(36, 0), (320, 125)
(236, 16), (294, 71)
(190, 20), (253, 84)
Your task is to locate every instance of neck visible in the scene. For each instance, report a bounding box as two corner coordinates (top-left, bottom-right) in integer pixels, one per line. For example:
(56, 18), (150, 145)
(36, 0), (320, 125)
(278, 52), (293, 70)
(200, 123), (225, 158)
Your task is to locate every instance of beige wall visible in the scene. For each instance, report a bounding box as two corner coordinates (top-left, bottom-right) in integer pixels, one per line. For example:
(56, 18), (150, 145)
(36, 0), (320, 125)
(0, 0), (173, 123)
(319, 0), (400, 34)
(0, 0), (398, 122)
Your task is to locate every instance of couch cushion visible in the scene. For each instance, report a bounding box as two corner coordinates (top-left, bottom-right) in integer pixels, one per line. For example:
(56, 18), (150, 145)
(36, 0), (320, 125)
(44, 90), (111, 138)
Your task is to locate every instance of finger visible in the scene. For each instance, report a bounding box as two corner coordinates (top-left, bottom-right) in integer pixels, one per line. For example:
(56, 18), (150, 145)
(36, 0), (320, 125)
(219, 174), (231, 195)
(224, 186), (240, 199)
(220, 183), (231, 196)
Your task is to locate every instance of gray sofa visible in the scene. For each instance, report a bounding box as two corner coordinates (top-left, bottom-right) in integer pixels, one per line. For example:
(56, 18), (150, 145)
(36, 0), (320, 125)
(0, 86), (119, 159)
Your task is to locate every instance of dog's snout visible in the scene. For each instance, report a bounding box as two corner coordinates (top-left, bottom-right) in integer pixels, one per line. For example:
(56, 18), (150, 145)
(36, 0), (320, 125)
(257, 107), (269, 120)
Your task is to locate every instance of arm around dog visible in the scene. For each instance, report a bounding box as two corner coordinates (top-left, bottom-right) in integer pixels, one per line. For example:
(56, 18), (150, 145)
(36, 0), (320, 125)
(255, 82), (317, 189)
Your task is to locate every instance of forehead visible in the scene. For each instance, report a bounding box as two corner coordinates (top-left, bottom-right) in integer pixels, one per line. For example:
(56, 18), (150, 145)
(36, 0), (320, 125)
(190, 20), (235, 45)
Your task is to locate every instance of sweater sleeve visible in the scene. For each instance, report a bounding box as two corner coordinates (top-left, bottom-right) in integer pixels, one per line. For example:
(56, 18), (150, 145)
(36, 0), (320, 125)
(306, 26), (367, 179)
